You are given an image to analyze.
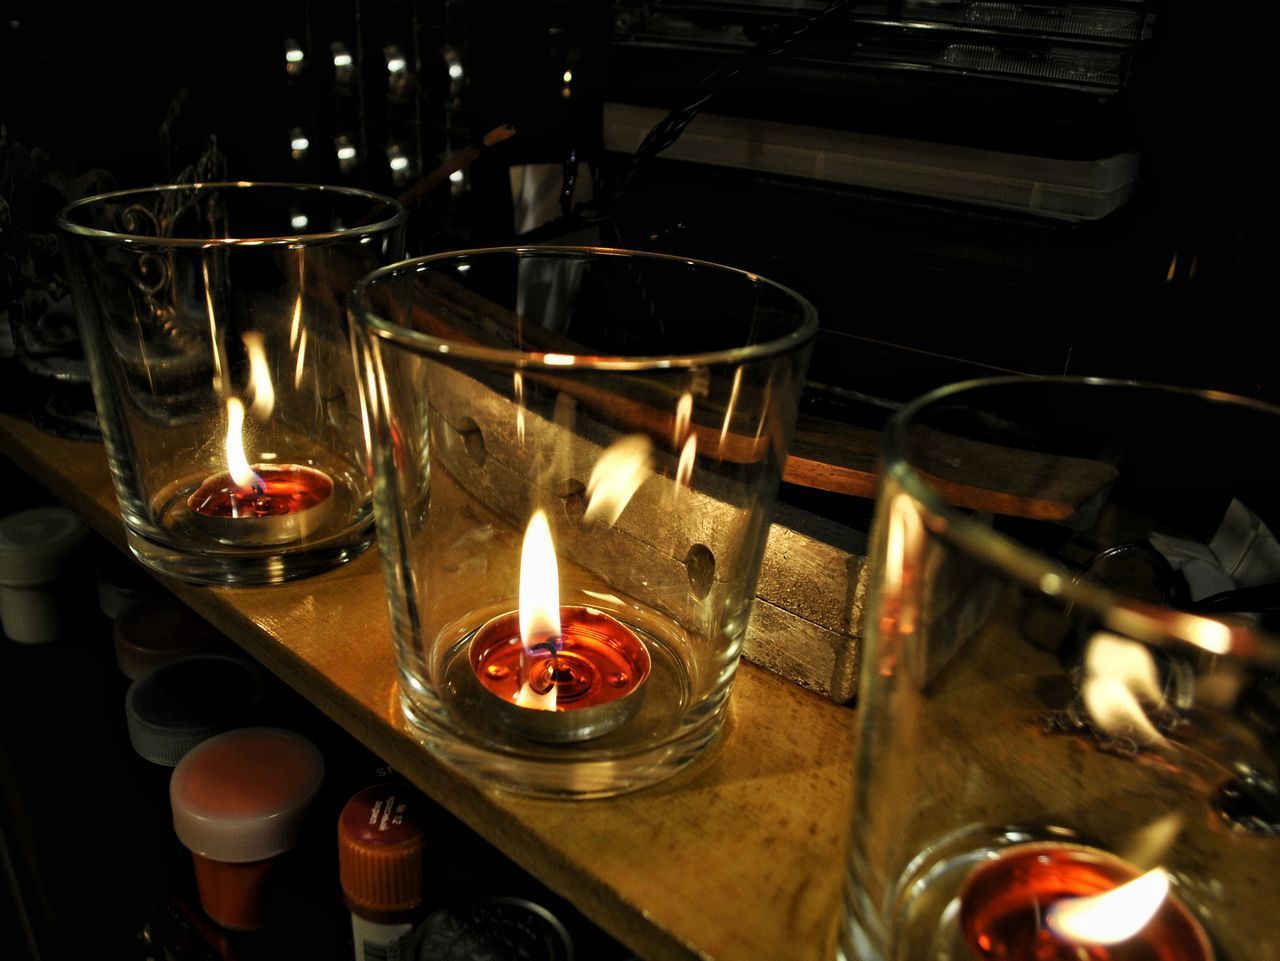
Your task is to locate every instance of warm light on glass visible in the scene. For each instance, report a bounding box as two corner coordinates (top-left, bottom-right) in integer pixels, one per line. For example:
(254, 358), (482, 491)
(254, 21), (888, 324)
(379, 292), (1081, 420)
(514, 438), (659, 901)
(562, 69), (573, 83)
(676, 435), (697, 489)
(1046, 869), (1171, 945)
(223, 397), (260, 491)
(719, 366), (744, 449)
(585, 435), (652, 526)
(1082, 632), (1167, 745)
(1181, 614), (1232, 655)
(884, 492), (922, 598)
(242, 332), (275, 420)
(674, 391), (693, 447)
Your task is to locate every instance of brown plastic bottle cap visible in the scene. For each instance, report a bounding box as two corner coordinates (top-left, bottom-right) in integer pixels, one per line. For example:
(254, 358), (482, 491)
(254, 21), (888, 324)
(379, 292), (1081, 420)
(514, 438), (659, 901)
(338, 783), (426, 915)
(114, 593), (224, 680)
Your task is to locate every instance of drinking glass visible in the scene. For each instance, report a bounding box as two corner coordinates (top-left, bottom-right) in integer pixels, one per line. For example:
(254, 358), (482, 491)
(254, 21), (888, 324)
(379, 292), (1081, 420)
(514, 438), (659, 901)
(838, 378), (1280, 961)
(58, 183), (406, 584)
(350, 247), (816, 796)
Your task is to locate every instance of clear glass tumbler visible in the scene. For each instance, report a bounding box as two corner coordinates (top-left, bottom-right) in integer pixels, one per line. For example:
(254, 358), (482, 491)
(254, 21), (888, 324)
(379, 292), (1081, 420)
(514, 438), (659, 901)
(838, 378), (1280, 961)
(350, 247), (816, 796)
(58, 183), (406, 584)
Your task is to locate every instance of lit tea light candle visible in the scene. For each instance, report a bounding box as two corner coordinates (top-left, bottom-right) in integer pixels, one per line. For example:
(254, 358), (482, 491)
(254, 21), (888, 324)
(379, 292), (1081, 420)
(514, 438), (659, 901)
(468, 510), (651, 742)
(959, 843), (1213, 961)
(188, 397), (333, 546)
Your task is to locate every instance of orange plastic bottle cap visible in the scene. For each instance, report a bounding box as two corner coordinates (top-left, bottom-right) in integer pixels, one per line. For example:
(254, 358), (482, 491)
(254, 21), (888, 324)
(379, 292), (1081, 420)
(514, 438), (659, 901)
(338, 783), (426, 917)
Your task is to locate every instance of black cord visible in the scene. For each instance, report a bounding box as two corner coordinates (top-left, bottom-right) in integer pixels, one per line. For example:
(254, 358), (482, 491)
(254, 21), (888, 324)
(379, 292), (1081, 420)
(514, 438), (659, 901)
(605, 0), (857, 211)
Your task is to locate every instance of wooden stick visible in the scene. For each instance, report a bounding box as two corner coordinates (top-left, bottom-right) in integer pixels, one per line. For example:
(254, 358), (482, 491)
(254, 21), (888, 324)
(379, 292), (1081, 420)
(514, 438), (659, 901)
(396, 124), (516, 208)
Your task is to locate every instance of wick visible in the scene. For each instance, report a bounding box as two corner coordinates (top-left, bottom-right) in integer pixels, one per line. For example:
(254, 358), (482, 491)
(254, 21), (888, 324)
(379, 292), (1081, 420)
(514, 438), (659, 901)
(529, 637), (569, 682)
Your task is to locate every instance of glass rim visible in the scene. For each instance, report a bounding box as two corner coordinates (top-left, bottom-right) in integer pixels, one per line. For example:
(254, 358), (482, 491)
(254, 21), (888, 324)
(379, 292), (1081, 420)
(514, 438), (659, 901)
(883, 375), (1280, 667)
(349, 245), (820, 371)
(55, 180), (407, 247)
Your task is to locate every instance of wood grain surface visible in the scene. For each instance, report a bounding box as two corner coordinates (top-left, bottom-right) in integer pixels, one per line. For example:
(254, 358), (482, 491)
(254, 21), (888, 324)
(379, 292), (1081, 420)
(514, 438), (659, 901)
(0, 413), (857, 961)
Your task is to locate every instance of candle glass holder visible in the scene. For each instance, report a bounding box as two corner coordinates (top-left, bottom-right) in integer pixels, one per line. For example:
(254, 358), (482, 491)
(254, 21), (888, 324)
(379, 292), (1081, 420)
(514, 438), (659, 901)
(837, 378), (1280, 961)
(58, 183), (406, 584)
(350, 247), (816, 796)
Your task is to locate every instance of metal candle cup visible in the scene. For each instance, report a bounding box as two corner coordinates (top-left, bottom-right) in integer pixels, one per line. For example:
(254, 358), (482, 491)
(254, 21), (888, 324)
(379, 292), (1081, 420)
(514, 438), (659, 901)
(468, 607), (651, 743)
(188, 464), (334, 546)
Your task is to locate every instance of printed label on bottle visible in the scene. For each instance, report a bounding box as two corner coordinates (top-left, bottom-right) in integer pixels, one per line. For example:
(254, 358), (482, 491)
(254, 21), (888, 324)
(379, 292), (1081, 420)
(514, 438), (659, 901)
(352, 914), (413, 961)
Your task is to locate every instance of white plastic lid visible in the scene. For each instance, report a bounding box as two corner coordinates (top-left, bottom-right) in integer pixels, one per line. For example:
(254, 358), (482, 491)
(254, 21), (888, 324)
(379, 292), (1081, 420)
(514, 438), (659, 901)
(0, 507), (89, 587)
(125, 654), (267, 766)
(170, 727), (325, 864)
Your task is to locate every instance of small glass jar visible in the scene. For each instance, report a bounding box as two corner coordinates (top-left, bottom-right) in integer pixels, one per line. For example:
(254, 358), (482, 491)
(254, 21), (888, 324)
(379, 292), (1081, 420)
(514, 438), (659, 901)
(58, 183), (406, 584)
(351, 246), (816, 796)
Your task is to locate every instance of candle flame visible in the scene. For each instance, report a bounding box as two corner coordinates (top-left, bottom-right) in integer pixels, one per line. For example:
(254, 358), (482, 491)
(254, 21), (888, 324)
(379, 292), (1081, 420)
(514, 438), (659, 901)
(584, 435), (652, 526)
(518, 510), (560, 712)
(520, 510), (561, 651)
(242, 332), (276, 419)
(1081, 633), (1167, 746)
(224, 397), (262, 491)
(1046, 869), (1170, 945)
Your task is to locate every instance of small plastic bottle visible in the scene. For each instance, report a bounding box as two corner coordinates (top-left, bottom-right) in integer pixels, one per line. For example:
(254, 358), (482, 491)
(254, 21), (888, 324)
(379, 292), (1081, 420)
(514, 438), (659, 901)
(170, 727), (325, 930)
(338, 783), (427, 961)
(0, 506), (88, 643)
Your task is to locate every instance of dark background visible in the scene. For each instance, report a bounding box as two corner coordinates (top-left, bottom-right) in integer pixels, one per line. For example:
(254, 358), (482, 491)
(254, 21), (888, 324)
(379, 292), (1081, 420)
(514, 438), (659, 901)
(2, 0), (1269, 406)
(0, 5), (1270, 959)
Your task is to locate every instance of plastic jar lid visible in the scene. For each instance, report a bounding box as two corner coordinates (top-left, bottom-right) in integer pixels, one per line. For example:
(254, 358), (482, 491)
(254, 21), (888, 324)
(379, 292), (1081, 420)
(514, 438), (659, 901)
(338, 783), (426, 914)
(97, 554), (153, 620)
(0, 507), (89, 587)
(114, 593), (225, 680)
(405, 898), (574, 961)
(170, 727), (325, 864)
(125, 654), (267, 766)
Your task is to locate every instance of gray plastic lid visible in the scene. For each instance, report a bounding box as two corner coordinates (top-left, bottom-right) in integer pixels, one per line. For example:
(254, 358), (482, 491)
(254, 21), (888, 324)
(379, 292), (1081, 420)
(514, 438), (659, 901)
(125, 654), (267, 766)
(0, 507), (89, 587)
(404, 897), (574, 961)
(170, 727), (325, 864)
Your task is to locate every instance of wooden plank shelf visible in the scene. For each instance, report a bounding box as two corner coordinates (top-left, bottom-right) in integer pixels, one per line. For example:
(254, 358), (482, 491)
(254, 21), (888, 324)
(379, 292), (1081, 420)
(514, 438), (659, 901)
(0, 412), (856, 961)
